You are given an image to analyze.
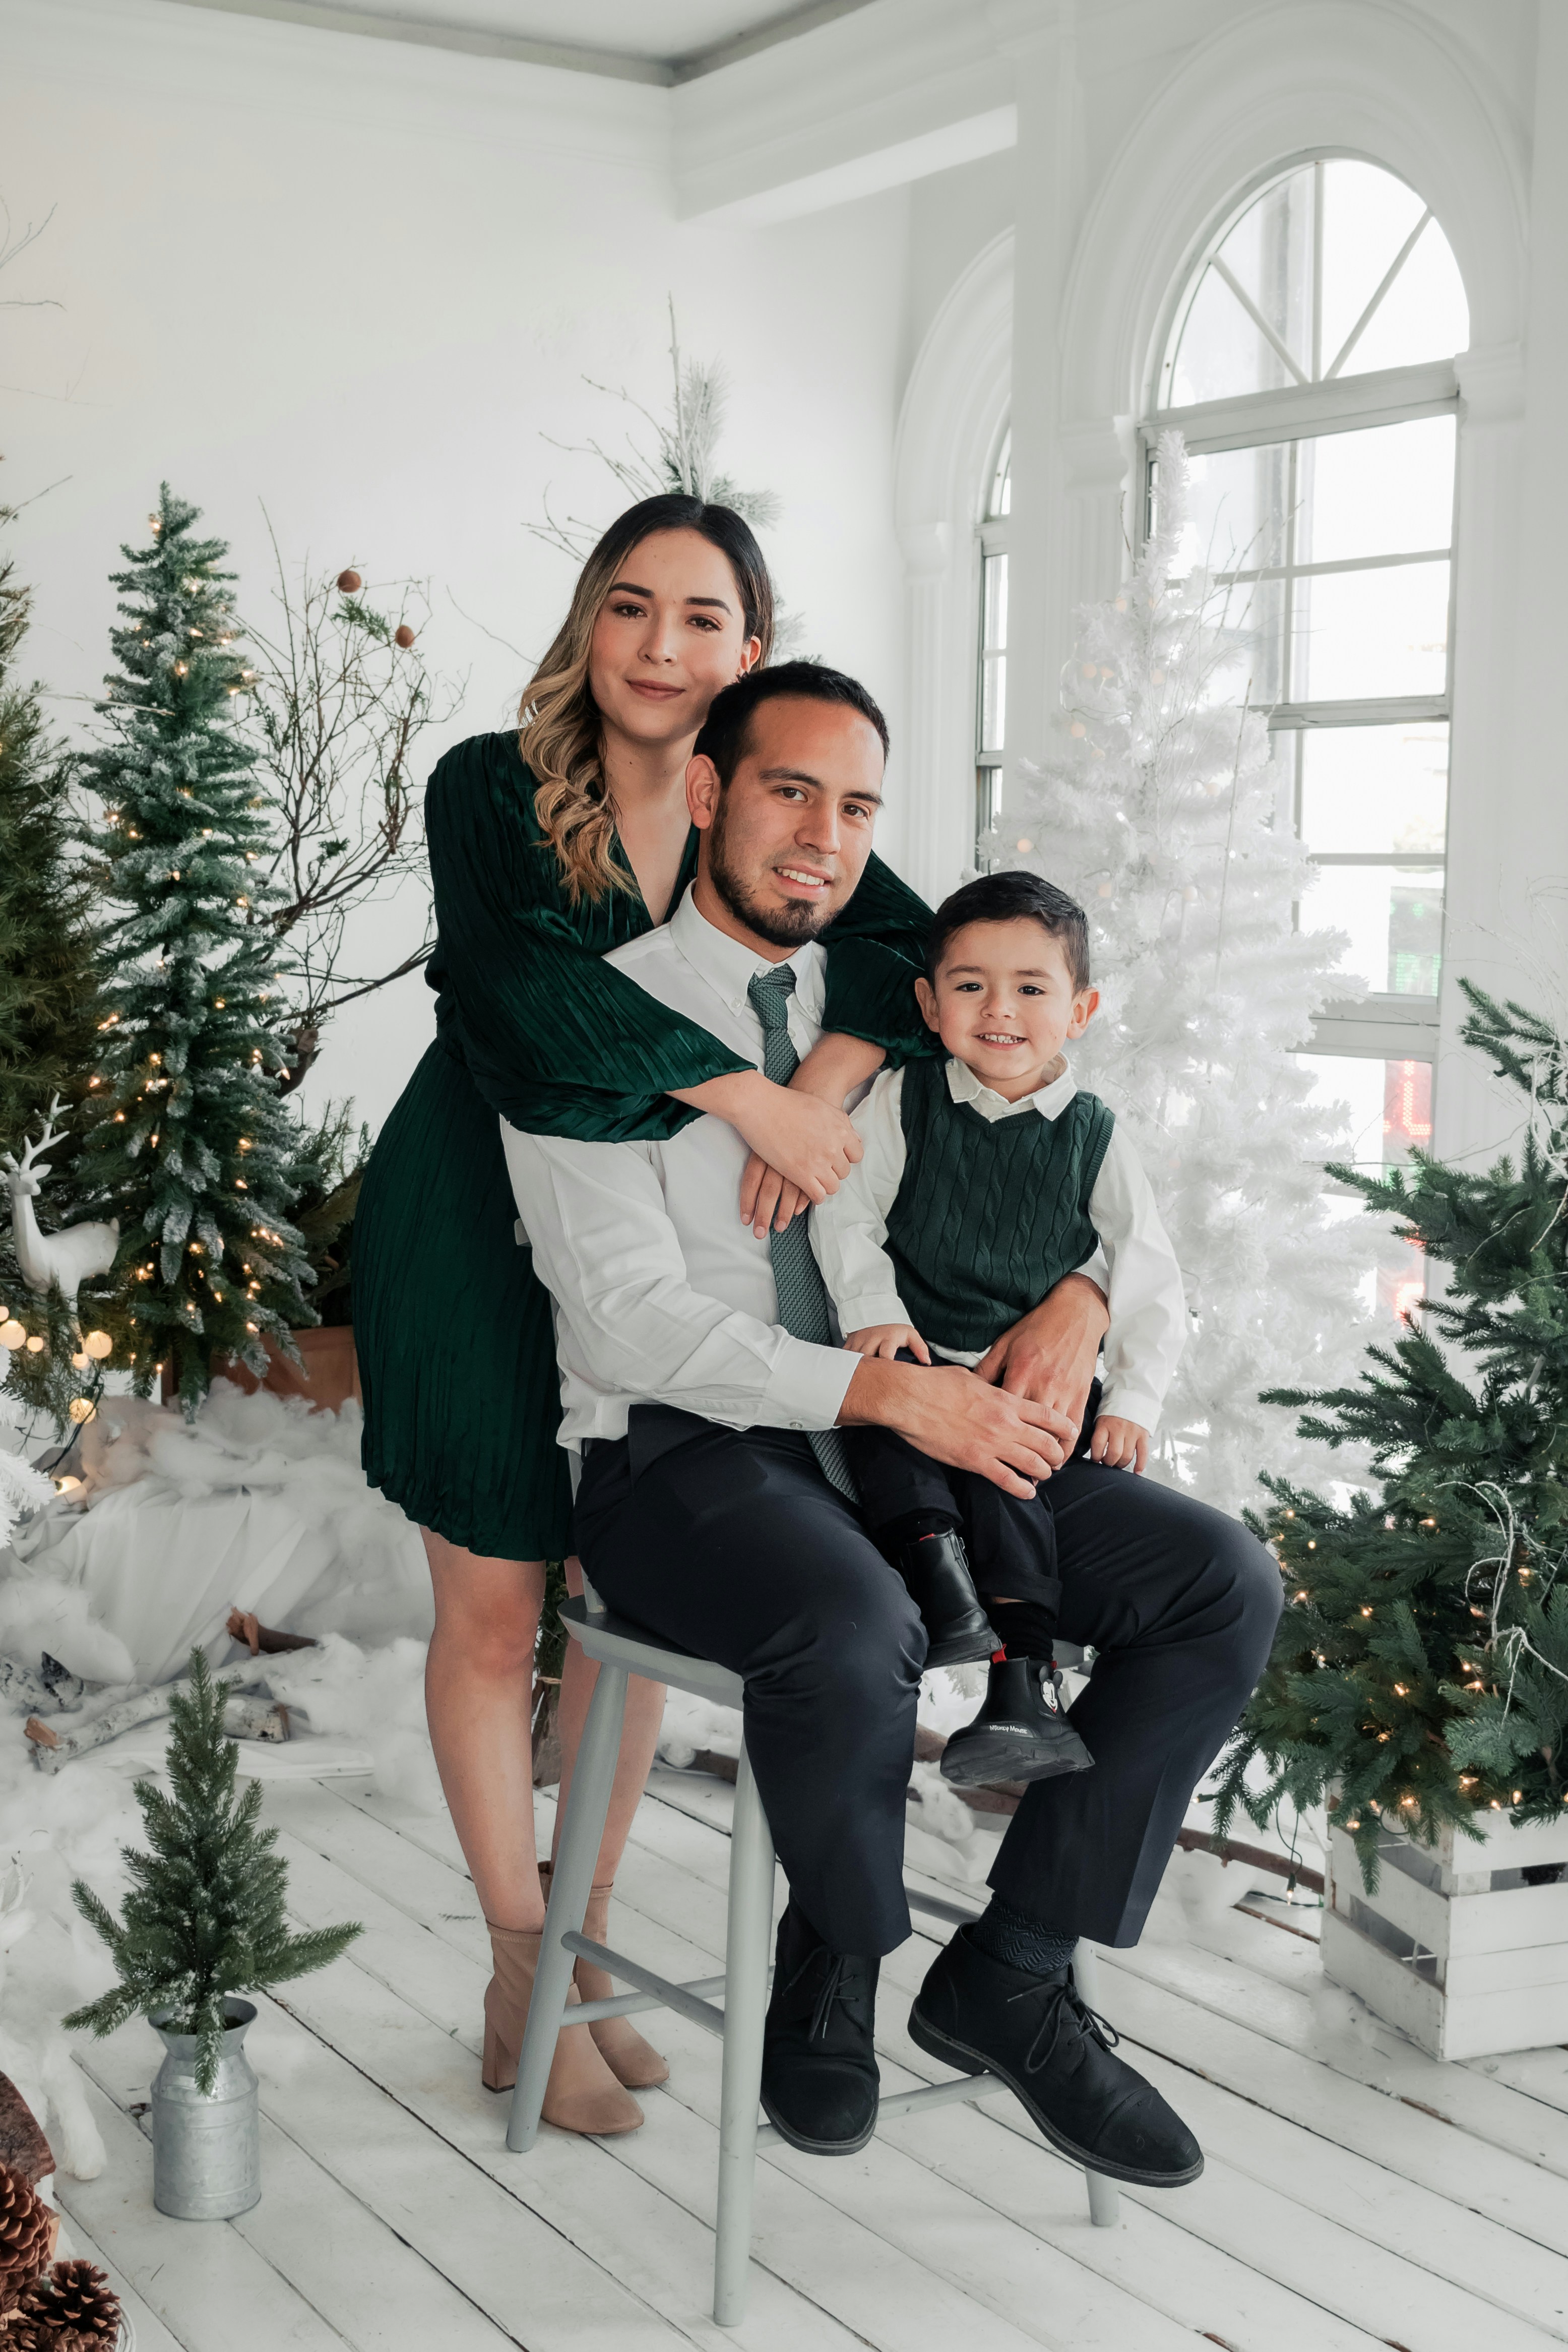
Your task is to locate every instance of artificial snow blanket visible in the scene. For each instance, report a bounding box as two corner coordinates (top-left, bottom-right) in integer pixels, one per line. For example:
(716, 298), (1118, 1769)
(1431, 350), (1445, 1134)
(8, 1384), (431, 1683)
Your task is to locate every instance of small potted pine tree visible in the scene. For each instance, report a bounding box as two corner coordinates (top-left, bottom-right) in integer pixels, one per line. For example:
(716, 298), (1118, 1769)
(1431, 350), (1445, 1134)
(1214, 983), (1568, 2059)
(65, 1649), (361, 2218)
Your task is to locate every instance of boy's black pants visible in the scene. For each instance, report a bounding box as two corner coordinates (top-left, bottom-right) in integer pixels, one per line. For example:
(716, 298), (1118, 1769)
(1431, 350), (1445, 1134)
(844, 1357), (1103, 1653)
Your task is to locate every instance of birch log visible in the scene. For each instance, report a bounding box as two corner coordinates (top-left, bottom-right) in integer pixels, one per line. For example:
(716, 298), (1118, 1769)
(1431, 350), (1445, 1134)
(25, 1685), (289, 1771)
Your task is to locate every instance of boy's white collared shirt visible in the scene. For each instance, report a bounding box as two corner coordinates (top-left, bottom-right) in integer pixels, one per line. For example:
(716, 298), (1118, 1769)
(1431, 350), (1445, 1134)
(809, 1054), (1186, 1435)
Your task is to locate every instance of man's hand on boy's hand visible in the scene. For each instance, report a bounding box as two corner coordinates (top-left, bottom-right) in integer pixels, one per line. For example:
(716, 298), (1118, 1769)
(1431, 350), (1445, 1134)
(844, 1324), (931, 1364)
(1090, 1415), (1149, 1473)
(840, 1359), (1073, 1499)
(976, 1272), (1110, 1428)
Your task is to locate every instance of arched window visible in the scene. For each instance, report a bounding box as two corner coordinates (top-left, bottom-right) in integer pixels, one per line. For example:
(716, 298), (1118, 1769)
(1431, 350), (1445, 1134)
(1148, 157), (1469, 1171)
(974, 429), (1011, 854)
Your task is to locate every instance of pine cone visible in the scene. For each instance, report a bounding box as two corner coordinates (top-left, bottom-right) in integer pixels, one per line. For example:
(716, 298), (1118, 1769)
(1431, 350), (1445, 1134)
(0, 2169), (54, 2313)
(11, 2260), (121, 2350)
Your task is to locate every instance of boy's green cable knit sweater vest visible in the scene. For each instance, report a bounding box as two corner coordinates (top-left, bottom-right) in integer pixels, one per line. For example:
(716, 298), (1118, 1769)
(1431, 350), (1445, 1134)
(884, 1058), (1115, 1354)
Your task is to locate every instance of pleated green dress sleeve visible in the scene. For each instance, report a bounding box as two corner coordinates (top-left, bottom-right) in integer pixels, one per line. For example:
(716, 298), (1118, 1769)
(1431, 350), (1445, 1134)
(819, 848), (936, 1069)
(425, 734), (749, 1144)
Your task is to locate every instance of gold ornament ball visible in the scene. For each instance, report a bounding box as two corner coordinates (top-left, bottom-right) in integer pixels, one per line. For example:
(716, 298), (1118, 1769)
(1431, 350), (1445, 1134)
(84, 1329), (114, 1360)
(394, 623), (416, 649)
(24, 1335), (45, 1354)
(0, 1319), (24, 1348)
(337, 568), (363, 593)
(68, 1397), (97, 1426)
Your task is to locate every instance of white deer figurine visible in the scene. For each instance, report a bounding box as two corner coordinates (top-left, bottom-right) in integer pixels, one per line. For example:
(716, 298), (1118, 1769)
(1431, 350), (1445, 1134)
(2, 1095), (120, 1306)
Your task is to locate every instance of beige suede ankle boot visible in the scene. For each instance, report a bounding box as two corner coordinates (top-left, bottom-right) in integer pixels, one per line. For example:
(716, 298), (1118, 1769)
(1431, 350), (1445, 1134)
(481, 1919), (643, 2135)
(539, 1863), (670, 2091)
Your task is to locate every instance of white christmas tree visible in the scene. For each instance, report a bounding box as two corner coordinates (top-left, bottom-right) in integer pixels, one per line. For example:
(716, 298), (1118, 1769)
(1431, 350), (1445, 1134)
(982, 430), (1383, 1515)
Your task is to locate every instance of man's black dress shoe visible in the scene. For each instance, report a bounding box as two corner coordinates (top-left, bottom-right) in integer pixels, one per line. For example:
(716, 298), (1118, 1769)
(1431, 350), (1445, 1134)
(760, 1901), (881, 2155)
(889, 1523), (997, 1667)
(939, 1657), (1094, 1787)
(908, 1926), (1203, 2186)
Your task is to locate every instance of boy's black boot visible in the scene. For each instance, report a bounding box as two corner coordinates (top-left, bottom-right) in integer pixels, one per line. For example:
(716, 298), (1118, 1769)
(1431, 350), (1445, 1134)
(939, 1656), (1094, 1787)
(759, 1900), (881, 2155)
(886, 1518), (997, 1667)
(909, 1927), (1203, 2187)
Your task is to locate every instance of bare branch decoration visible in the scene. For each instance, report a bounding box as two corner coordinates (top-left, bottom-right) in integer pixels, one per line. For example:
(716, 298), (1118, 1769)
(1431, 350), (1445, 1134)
(242, 515), (467, 1089)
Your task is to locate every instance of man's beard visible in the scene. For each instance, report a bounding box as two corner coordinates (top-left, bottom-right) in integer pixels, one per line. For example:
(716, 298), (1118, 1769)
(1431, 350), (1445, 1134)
(707, 803), (837, 950)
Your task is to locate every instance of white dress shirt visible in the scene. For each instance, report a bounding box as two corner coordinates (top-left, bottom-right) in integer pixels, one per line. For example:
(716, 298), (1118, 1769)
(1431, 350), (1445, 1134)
(810, 1057), (1186, 1435)
(500, 886), (859, 1452)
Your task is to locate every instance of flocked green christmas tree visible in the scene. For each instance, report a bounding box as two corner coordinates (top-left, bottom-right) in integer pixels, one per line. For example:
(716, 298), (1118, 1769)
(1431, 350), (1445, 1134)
(1213, 981), (1568, 1886)
(80, 487), (312, 1407)
(66, 1649), (361, 2091)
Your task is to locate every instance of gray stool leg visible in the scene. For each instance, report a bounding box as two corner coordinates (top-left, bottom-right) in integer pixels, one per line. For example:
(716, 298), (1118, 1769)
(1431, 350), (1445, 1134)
(713, 1740), (775, 2328)
(1071, 1943), (1121, 2226)
(507, 1658), (630, 2154)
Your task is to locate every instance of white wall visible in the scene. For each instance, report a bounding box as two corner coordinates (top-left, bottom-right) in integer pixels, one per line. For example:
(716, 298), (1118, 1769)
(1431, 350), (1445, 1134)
(0, 0), (916, 1135)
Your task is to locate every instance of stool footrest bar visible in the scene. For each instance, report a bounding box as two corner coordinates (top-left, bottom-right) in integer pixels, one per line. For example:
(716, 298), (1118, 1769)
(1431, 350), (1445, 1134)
(754, 2069), (1008, 2150)
(571, 1974), (728, 2026)
(906, 1888), (985, 1929)
(561, 1934), (729, 2037)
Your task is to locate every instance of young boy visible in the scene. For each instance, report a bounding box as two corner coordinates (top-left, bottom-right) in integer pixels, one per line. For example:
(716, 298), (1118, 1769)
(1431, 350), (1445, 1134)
(811, 870), (1186, 1788)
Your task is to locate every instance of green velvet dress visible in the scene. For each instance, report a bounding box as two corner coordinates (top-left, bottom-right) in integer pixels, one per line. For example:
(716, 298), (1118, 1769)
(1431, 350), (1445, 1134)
(354, 728), (932, 1559)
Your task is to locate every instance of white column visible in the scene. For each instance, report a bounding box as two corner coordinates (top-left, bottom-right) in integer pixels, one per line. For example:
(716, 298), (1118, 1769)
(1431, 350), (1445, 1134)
(896, 520), (960, 903)
(1439, 6), (1568, 1162)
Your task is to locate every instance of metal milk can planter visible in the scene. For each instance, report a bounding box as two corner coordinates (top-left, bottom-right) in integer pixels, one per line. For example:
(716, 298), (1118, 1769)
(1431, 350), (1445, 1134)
(149, 1999), (261, 2219)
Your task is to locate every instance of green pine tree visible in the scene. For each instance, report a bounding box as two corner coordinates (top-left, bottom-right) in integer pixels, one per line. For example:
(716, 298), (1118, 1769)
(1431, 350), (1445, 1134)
(79, 486), (313, 1408)
(65, 1648), (361, 2093)
(0, 505), (109, 1434)
(0, 513), (100, 1152)
(1212, 980), (1568, 1887)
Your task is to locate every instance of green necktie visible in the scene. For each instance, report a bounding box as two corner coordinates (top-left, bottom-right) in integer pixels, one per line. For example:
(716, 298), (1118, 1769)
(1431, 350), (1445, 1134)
(746, 965), (858, 1503)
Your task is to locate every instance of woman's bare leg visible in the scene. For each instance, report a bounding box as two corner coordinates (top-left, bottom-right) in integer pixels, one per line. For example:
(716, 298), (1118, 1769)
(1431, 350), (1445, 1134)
(422, 1531), (546, 1933)
(551, 1557), (666, 1877)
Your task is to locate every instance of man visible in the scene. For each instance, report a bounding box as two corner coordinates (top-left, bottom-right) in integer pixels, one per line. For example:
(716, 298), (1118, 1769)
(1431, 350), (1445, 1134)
(502, 661), (1280, 2185)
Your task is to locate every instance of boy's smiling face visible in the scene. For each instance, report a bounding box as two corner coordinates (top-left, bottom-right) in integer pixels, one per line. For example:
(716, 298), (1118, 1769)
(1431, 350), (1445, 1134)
(915, 915), (1099, 1103)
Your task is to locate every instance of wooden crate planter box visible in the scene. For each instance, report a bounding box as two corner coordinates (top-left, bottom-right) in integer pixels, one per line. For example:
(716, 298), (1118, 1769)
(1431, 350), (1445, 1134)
(1322, 1806), (1568, 2060)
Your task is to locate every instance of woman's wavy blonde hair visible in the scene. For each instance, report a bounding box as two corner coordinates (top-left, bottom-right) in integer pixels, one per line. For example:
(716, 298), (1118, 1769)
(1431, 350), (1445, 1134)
(519, 494), (775, 904)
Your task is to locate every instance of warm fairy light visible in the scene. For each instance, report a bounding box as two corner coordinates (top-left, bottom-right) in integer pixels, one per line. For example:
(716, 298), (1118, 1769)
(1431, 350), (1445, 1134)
(1284, 1509), (1295, 1519)
(1360, 1606), (1373, 1618)
(67, 1397), (96, 1427)
(1514, 1790), (1523, 1803)
(238, 1138), (251, 1150)
(1307, 1540), (1316, 1550)
(1459, 1775), (1476, 1789)
(85, 1331), (113, 1360)
(1400, 1794), (1416, 1808)
(0, 1320), (25, 1348)
(24, 1336), (44, 1354)
(235, 1179), (247, 1190)
(1394, 1684), (1408, 1696)
(1294, 1590), (1308, 1603)
(246, 1321), (259, 1333)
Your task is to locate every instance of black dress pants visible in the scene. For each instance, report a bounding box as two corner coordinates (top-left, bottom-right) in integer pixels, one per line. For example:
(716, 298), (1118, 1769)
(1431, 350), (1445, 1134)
(575, 1406), (1281, 1957)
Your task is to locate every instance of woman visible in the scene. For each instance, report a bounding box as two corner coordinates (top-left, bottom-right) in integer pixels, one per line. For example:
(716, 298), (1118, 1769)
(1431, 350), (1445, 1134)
(352, 495), (935, 2136)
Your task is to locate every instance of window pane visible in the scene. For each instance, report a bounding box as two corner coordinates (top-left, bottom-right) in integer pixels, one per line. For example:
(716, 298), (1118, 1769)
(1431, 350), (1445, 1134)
(982, 550), (1008, 651)
(1298, 1053), (1433, 1171)
(1292, 559), (1449, 701)
(1336, 215), (1470, 377)
(979, 654), (1006, 756)
(1307, 863), (1445, 996)
(1318, 160), (1428, 373)
(1183, 442), (1292, 574)
(1298, 723), (1448, 854)
(989, 437), (1013, 519)
(1298, 416), (1455, 565)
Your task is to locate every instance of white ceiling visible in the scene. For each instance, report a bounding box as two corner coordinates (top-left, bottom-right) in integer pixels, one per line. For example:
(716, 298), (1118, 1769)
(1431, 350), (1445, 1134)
(212, 0), (874, 77)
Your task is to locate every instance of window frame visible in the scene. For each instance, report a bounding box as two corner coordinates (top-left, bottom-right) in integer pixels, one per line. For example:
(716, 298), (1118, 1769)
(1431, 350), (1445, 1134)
(973, 426), (1011, 859)
(1140, 155), (1461, 1074)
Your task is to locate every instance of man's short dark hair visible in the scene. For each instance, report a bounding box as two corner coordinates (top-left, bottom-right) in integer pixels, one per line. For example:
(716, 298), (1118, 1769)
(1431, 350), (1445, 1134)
(694, 660), (890, 784)
(927, 870), (1092, 993)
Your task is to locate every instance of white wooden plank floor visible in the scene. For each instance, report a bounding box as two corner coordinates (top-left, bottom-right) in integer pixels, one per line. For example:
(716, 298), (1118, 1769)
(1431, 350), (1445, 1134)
(52, 1762), (1568, 2352)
